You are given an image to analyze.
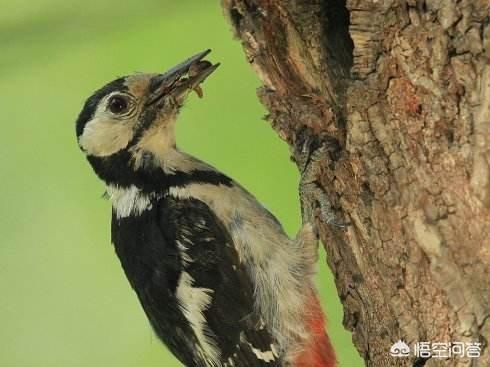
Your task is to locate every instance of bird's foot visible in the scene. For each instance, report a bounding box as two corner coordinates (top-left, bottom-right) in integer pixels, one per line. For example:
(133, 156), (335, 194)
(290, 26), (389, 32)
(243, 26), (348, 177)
(296, 135), (350, 229)
(300, 182), (350, 229)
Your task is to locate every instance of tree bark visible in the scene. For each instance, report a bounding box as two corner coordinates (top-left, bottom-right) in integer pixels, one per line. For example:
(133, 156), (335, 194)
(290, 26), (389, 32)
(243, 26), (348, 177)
(221, 1), (490, 366)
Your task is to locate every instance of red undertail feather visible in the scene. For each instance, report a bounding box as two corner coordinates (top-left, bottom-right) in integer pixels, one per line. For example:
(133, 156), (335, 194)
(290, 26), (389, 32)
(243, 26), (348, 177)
(294, 295), (336, 367)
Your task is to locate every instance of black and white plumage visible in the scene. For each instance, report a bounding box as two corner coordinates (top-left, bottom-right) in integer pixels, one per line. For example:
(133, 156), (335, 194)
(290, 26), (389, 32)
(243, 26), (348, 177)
(75, 50), (335, 367)
(112, 195), (279, 366)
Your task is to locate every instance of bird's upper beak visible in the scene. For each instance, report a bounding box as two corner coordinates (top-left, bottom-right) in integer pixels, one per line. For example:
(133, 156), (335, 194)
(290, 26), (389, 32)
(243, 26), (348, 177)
(146, 49), (220, 106)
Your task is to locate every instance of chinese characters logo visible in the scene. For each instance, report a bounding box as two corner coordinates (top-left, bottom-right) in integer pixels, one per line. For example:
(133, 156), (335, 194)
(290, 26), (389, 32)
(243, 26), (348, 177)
(390, 341), (481, 359)
(390, 340), (410, 357)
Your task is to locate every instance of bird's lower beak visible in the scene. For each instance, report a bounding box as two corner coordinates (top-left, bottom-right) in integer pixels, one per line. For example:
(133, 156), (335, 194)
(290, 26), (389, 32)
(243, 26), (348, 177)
(146, 49), (220, 106)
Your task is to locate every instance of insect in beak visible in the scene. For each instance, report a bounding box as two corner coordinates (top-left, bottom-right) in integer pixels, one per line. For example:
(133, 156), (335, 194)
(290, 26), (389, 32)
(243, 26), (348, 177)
(146, 49), (220, 106)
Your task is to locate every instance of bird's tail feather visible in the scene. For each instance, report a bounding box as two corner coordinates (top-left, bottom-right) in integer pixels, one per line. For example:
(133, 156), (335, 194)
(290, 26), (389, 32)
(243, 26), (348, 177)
(294, 294), (336, 367)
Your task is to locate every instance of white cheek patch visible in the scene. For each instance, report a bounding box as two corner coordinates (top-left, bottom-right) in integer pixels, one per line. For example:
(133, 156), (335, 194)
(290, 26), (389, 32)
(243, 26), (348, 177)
(79, 116), (133, 157)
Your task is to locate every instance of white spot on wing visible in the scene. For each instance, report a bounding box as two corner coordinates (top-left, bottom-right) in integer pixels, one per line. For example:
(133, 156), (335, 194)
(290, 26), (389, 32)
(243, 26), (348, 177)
(243, 339), (278, 363)
(107, 185), (153, 218)
(270, 343), (279, 357)
(176, 272), (220, 366)
(176, 240), (193, 265)
(252, 347), (276, 363)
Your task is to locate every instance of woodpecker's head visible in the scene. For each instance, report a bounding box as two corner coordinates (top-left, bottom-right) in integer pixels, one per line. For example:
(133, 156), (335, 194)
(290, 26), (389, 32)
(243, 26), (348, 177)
(75, 50), (218, 187)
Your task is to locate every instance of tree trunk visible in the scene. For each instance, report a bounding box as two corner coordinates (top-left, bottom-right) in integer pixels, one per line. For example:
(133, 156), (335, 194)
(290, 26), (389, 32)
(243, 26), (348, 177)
(221, 1), (490, 366)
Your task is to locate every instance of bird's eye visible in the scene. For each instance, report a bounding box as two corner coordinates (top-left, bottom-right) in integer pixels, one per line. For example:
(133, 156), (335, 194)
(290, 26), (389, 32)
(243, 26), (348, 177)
(108, 95), (129, 114)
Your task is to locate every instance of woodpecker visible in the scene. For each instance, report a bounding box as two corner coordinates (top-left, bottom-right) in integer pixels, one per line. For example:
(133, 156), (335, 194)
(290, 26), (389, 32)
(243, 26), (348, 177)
(75, 50), (336, 367)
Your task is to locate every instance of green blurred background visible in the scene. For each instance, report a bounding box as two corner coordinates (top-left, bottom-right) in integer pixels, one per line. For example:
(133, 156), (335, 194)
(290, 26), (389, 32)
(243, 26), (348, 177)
(0, 1), (362, 366)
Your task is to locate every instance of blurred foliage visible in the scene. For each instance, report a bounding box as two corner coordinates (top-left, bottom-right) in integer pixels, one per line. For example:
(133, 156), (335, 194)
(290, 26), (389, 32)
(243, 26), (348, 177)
(0, 1), (362, 366)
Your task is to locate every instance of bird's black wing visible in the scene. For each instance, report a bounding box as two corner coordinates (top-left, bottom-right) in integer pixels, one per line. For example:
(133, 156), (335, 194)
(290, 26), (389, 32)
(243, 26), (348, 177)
(159, 196), (281, 367)
(112, 195), (281, 367)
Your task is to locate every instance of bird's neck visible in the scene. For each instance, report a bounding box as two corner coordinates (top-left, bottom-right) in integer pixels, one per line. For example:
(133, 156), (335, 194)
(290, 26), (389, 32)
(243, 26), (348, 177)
(88, 147), (231, 194)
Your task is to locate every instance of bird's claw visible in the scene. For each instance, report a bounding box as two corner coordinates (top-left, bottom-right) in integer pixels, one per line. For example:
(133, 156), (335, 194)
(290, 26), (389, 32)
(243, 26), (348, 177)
(305, 184), (350, 229)
(297, 135), (349, 229)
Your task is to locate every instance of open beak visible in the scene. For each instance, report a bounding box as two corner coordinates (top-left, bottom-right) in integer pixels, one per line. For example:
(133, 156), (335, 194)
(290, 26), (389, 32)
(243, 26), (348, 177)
(146, 49), (220, 106)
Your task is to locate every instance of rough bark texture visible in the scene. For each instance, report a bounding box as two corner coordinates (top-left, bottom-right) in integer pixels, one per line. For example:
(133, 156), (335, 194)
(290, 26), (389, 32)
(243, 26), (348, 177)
(221, 1), (490, 366)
